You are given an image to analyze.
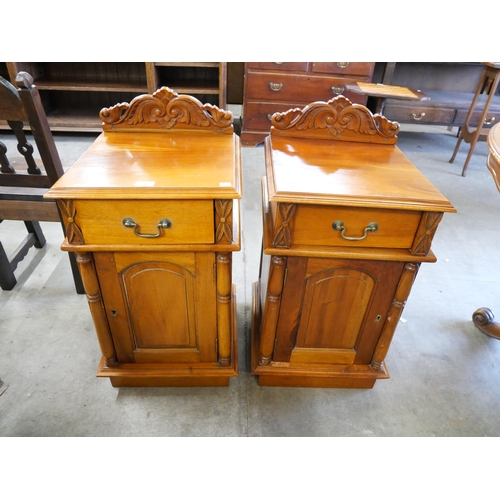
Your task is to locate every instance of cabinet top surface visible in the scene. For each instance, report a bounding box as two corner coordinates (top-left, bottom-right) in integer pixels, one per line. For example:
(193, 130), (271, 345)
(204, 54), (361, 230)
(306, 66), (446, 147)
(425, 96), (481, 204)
(46, 131), (242, 200)
(266, 136), (455, 212)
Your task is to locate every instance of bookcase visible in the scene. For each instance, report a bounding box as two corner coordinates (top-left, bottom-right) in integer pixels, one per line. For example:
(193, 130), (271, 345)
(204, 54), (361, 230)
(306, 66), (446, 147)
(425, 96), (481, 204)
(3, 62), (227, 132)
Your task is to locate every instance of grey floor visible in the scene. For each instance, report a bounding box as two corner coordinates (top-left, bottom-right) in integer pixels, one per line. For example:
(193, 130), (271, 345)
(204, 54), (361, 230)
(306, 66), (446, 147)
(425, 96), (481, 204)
(1, 122), (500, 437)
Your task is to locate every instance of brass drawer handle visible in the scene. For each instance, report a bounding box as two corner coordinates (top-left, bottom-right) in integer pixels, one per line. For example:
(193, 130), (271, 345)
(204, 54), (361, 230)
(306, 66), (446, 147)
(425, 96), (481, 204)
(123, 217), (172, 238)
(332, 86), (345, 95)
(269, 82), (283, 91)
(484, 117), (496, 125)
(411, 112), (426, 121)
(332, 220), (378, 241)
(337, 62), (349, 68)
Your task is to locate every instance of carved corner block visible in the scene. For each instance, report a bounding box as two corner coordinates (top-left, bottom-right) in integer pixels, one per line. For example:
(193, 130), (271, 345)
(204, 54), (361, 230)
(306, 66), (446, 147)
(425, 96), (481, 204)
(272, 203), (297, 248)
(411, 212), (443, 256)
(57, 199), (84, 244)
(215, 199), (233, 243)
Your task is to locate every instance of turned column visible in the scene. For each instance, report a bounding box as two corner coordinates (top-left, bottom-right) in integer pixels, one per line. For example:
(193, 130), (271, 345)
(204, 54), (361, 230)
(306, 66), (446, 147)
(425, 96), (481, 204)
(259, 256), (287, 365)
(216, 252), (232, 366)
(75, 252), (117, 368)
(371, 262), (420, 370)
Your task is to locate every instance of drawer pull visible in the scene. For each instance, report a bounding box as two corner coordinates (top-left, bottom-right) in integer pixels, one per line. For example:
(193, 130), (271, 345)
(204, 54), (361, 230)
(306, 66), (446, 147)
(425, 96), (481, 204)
(332, 86), (345, 95)
(484, 117), (496, 125)
(269, 82), (283, 91)
(332, 220), (378, 241)
(337, 62), (349, 68)
(123, 217), (172, 238)
(411, 112), (426, 121)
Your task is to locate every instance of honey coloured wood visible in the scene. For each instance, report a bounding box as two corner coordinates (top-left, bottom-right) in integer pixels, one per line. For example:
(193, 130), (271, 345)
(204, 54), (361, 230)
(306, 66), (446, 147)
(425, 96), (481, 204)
(46, 88), (242, 387)
(252, 96), (455, 388)
(472, 121), (500, 340)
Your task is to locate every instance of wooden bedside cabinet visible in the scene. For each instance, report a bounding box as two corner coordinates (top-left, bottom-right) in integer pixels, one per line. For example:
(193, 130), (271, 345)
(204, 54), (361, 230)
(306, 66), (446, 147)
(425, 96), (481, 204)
(251, 96), (456, 389)
(241, 62), (375, 146)
(46, 87), (242, 387)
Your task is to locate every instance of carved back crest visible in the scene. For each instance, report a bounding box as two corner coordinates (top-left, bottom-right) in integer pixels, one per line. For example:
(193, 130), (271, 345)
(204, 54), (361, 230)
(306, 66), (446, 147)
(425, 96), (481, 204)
(270, 95), (399, 144)
(100, 87), (234, 134)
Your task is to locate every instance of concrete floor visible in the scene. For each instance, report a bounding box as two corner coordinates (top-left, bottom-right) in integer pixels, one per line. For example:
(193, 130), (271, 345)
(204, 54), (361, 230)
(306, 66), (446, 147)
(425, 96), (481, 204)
(1, 122), (500, 437)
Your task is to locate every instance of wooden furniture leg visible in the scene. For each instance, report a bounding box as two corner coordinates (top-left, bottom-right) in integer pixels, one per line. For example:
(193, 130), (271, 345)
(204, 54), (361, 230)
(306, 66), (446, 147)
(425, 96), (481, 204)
(473, 308), (500, 340)
(0, 220), (47, 291)
(449, 63), (500, 176)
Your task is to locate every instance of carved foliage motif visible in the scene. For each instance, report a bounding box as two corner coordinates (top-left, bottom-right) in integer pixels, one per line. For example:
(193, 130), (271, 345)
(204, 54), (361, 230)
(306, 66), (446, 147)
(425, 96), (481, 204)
(215, 199), (233, 243)
(273, 203), (297, 248)
(270, 95), (400, 144)
(411, 212), (444, 255)
(57, 199), (84, 244)
(100, 87), (233, 133)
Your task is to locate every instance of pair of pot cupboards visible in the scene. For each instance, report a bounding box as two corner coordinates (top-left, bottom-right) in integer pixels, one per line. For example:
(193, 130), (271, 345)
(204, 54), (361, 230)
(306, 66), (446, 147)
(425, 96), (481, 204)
(46, 88), (455, 389)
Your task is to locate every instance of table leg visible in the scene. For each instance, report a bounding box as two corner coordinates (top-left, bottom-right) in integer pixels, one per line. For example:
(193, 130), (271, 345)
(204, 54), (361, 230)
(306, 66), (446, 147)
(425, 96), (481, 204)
(472, 307), (500, 340)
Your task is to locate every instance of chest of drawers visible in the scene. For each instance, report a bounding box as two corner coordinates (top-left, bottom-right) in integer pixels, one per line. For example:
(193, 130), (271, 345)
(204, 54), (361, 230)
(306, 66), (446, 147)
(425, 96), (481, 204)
(46, 87), (242, 387)
(241, 62), (375, 146)
(251, 96), (456, 388)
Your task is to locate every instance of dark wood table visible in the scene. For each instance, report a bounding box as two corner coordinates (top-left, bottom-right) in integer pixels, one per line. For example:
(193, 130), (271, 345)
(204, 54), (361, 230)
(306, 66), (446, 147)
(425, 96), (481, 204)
(473, 122), (500, 339)
(344, 82), (429, 114)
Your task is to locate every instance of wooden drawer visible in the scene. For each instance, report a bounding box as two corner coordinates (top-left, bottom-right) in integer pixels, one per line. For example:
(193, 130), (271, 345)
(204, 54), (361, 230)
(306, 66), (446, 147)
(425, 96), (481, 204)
(310, 62), (374, 77)
(454, 108), (500, 128)
(383, 103), (456, 125)
(246, 62), (309, 72)
(275, 203), (423, 249)
(243, 101), (306, 131)
(74, 199), (215, 245)
(246, 71), (367, 104)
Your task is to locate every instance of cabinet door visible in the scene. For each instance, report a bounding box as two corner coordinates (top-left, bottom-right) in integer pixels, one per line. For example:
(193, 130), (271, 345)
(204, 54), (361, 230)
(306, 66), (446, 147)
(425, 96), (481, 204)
(94, 251), (217, 364)
(273, 257), (404, 364)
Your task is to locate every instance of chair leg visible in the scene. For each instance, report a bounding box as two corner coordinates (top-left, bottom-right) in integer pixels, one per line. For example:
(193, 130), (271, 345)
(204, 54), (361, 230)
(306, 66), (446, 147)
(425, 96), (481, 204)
(0, 241), (17, 290)
(24, 221), (46, 248)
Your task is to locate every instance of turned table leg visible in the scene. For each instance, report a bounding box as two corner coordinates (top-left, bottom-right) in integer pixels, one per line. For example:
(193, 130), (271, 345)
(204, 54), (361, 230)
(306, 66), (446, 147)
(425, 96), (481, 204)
(472, 307), (500, 340)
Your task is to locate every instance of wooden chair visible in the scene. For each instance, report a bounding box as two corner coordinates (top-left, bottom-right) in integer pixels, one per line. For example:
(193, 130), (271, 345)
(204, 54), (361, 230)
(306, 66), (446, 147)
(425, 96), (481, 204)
(0, 71), (84, 293)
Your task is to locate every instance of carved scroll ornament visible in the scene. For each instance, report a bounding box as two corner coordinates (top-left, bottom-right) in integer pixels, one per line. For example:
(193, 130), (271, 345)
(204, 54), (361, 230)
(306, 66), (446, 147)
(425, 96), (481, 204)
(270, 95), (400, 144)
(99, 87), (233, 133)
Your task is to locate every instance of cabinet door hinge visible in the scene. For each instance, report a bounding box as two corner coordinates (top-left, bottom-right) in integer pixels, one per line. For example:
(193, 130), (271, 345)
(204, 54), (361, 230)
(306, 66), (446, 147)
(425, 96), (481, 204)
(283, 268), (288, 287)
(213, 263), (217, 282)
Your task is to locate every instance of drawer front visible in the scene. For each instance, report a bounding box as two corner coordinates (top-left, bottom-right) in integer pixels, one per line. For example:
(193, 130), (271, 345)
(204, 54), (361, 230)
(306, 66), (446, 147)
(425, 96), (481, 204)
(454, 108), (500, 128)
(243, 101), (306, 131)
(74, 199), (214, 245)
(383, 104), (456, 125)
(246, 71), (368, 104)
(284, 204), (422, 249)
(247, 62), (309, 72)
(310, 62), (374, 77)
